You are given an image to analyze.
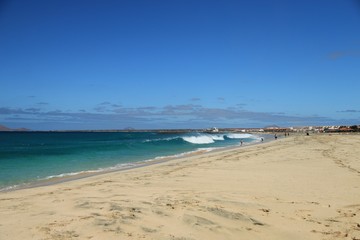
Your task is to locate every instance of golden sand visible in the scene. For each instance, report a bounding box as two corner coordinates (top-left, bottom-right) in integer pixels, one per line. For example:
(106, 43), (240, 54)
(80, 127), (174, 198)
(1, 134), (359, 239)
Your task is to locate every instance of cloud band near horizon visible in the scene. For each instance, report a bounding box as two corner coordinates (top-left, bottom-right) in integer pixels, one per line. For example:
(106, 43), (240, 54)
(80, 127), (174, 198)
(0, 103), (351, 130)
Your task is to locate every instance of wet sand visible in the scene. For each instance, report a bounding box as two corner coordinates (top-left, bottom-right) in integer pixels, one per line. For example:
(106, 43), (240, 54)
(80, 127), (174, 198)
(0, 134), (359, 239)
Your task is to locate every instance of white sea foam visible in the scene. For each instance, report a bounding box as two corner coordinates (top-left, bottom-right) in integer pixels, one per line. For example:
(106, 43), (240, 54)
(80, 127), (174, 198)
(198, 147), (221, 152)
(143, 137), (178, 143)
(43, 169), (102, 180)
(182, 135), (215, 144)
(43, 162), (137, 180)
(226, 133), (254, 139)
(145, 133), (258, 145)
(180, 133), (259, 144)
(0, 184), (20, 192)
(145, 134), (226, 144)
(211, 135), (225, 141)
(151, 147), (217, 161)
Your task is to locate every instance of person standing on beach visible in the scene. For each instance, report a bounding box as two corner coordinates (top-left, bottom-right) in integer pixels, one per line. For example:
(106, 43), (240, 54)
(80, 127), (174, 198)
(274, 134), (277, 140)
(240, 140), (243, 146)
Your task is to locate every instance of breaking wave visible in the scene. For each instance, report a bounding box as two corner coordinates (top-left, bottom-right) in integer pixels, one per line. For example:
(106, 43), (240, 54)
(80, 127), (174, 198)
(226, 133), (254, 139)
(182, 133), (257, 144)
(144, 133), (259, 145)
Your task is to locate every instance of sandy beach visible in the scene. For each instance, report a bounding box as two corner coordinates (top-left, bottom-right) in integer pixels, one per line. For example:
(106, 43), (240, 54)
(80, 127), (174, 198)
(0, 134), (359, 240)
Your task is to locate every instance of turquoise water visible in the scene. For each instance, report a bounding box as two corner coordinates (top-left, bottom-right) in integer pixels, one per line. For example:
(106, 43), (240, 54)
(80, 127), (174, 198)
(0, 131), (263, 191)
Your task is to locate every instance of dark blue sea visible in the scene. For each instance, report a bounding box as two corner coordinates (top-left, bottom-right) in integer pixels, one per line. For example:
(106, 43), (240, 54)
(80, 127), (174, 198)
(0, 131), (265, 191)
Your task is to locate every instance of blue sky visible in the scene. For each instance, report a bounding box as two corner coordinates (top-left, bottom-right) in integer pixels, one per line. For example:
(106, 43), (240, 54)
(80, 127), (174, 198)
(1, 0), (360, 130)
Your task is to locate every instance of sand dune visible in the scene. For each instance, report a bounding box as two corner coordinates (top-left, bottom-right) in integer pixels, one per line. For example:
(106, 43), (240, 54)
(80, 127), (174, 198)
(1, 134), (359, 239)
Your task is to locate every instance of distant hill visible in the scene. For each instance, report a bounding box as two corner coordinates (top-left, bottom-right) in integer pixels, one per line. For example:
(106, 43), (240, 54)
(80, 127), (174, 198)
(0, 124), (29, 132)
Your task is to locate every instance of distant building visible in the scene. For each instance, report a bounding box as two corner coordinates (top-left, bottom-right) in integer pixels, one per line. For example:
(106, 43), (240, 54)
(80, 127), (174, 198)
(205, 127), (219, 133)
(264, 126), (289, 132)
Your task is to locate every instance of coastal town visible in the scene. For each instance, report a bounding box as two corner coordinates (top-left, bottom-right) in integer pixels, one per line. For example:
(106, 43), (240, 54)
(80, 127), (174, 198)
(229, 125), (360, 133)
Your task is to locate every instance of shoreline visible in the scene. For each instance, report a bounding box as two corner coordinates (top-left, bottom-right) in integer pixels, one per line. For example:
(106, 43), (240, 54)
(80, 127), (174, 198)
(1, 134), (359, 239)
(0, 134), (271, 193)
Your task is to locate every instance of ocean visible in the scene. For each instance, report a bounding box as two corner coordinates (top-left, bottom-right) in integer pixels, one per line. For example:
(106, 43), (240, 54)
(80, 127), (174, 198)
(0, 131), (265, 191)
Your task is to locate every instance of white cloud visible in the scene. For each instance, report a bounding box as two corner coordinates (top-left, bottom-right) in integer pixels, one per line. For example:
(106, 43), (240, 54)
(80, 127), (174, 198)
(0, 103), (337, 129)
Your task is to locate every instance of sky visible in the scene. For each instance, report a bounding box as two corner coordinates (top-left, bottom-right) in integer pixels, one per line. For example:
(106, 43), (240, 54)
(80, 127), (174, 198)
(0, 0), (360, 130)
